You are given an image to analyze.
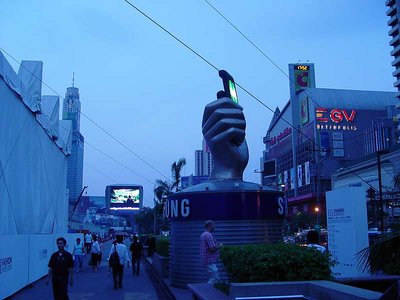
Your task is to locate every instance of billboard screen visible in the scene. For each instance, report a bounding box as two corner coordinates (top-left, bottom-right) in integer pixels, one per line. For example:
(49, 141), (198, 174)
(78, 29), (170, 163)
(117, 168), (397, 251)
(106, 185), (143, 212)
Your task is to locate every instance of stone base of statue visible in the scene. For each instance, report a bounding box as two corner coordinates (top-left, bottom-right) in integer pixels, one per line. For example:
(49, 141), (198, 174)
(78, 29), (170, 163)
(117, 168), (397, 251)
(166, 180), (286, 287)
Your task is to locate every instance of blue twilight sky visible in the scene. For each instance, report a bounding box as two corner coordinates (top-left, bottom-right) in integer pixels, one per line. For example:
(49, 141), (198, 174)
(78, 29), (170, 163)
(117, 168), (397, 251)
(0, 1), (395, 207)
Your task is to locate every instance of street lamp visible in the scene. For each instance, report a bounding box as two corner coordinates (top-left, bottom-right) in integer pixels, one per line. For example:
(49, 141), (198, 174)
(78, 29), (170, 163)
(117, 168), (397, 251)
(314, 205), (320, 229)
(367, 187), (377, 229)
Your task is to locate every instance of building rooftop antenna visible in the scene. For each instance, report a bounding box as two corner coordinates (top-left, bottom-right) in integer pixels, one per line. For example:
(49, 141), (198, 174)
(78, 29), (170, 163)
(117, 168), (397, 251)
(72, 72), (75, 87)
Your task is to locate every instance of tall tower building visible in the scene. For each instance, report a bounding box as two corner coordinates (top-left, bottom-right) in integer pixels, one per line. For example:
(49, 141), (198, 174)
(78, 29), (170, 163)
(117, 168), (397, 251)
(386, 0), (400, 138)
(63, 79), (84, 202)
(195, 139), (214, 176)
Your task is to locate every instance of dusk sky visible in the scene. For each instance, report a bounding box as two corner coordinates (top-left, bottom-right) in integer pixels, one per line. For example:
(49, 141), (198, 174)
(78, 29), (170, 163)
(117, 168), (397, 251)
(0, 1), (395, 207)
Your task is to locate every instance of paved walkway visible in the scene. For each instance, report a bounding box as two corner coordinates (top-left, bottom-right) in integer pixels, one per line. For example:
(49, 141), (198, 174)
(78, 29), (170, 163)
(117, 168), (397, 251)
(10, 240), (159, 300)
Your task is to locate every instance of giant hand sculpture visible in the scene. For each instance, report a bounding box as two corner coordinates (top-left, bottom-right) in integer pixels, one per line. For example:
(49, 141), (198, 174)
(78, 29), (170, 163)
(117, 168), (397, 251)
(202, 97), (249, 181)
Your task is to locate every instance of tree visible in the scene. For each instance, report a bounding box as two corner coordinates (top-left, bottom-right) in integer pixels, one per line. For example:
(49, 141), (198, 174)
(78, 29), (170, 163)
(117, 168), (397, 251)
(357, 227), (400, 274)
(152, 158), (186, 232)
(357, 174), (400, 274)
(136, 206), (154, 234)
(171, 158), (186, 192)
(153, 179), (172, 233)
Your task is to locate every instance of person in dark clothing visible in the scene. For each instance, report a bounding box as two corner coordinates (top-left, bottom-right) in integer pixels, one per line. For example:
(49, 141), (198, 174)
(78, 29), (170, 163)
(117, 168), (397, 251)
(47, 237), (74, 300)
(129, 236), (143, 275)
(108, 235), (130, 289)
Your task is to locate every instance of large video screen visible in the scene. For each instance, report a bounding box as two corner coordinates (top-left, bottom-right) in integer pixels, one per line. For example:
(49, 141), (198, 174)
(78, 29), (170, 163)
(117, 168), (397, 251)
(110, 188), (140, 211)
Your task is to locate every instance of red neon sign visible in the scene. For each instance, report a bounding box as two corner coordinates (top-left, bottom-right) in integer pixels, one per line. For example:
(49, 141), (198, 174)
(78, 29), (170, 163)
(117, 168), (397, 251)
(316, 108), (356, 123)
(269, 127), (292, 146)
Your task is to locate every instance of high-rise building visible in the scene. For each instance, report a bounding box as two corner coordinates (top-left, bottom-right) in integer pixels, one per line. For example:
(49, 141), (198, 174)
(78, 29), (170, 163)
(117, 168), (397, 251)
(63, 82), (84, 202)
(386, 0), (400, 138)
(194, 139), (214, 176)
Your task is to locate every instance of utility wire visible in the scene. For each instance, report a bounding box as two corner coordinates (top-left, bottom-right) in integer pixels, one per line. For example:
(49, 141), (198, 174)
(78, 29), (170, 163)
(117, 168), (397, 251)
(85, 141), (155, 185)
(56, 120), (156, 186)
(202, 0), (396, 182)
(84, 162), (119, 183)
(122, 0), (383, 191)
(0, 46), (169, 181)
(124, 0), (219, 72)
(0, 48), (158, 187)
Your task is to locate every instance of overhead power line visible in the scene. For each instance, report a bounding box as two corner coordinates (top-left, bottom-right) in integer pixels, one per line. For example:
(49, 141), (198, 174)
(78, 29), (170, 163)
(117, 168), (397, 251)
(122, 0), (387, 191)
(85, 141), (156, 184)
(84, 162), (118, 183)
(0, 46), (169, 181)
(202, 0), (396, 182)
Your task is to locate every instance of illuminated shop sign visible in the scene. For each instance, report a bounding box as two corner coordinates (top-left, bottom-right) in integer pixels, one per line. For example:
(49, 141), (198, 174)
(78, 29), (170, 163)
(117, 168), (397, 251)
(294, 65), (310, 91)
(316, 124), (357, 131)
(296, 65), (309, 71)
(269, 127), (292, 146)
(315, 108), (357, 131)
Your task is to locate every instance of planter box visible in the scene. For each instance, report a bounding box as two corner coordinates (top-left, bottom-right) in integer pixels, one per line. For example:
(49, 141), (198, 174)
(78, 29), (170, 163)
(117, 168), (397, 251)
(230, 281), (383, 300)
(188, 281), (384, 300)
(188, 284), (230, 300)
(153, 252), (169, 278)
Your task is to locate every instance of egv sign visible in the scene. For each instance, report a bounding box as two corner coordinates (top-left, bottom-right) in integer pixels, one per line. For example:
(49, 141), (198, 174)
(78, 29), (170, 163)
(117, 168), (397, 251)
(316, 108), (356, 123)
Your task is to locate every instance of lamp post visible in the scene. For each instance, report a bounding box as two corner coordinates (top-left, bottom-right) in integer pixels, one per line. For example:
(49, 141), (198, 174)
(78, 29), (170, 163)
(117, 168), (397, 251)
(367, 187), (377, 229)
(377, 150), (389, 233)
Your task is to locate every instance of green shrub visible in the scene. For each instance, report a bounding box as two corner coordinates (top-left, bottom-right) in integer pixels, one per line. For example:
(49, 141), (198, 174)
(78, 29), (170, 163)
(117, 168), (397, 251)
(220, 243), (335, 283)
(155, 235), (170, 257)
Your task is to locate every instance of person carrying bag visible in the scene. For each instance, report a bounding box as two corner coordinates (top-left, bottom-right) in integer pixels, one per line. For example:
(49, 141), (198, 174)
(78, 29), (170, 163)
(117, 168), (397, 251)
(108, 235), (130, 290)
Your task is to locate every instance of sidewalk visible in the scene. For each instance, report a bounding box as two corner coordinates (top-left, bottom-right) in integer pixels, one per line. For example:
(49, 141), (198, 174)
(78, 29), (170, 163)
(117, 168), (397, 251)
(10, 240), (158, 300)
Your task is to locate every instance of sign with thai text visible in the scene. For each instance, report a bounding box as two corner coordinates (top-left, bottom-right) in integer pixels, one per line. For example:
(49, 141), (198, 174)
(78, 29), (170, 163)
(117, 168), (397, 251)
(269, 127), (292, 146)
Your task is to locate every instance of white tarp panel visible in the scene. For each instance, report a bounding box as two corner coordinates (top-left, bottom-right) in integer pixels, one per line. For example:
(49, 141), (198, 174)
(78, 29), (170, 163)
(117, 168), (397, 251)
(0, 52), (70, 235)
(57, 120), (72, 155)
(0, 235), (30, 299)
(37, 95), (60, 140)
(18, 60), (43, 113)
(0, 51), (22, 96)
(0, 233), (83, 299)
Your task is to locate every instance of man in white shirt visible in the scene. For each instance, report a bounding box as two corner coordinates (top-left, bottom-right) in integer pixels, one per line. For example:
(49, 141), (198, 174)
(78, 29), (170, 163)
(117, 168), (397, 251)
(91, 235), (101, 272)
(108, 235), (130, 289)
(84, 233), (93, 254)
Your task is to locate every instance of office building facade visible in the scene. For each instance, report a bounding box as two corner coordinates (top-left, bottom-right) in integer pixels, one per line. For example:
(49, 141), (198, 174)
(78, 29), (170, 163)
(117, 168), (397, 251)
(63, 85), (84, 202)
(195, 139), (214, 176)
(386, 0), (400, 139)
(261, 64), (396, 219)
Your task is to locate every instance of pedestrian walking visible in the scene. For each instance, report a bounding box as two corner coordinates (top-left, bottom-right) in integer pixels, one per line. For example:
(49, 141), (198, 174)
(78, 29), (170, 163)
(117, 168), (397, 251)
(84, 233), (92, 254)
(91, 235), (101, 272)
(129, 235), (143, 275)
(72, 238), (84, 273)
(200, 220), (223, 283)
(47, 237), (74, 300)
(108, 234), (130, 289)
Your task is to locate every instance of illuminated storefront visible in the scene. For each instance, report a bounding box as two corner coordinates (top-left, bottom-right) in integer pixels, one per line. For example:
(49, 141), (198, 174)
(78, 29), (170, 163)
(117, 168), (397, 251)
(261, 64), (397, 221)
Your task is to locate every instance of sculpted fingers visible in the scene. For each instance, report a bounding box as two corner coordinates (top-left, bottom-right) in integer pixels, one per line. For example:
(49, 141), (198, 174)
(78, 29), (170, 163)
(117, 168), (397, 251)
(207, 127), (246, 147)
(202, 108), (245, 137)
(202, 98), (243, 127)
